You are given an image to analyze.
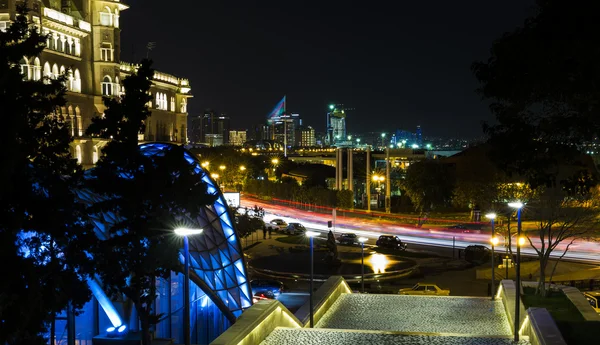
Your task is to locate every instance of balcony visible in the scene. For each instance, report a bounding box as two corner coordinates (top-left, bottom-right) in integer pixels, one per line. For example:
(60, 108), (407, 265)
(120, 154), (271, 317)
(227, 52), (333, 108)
(42, 7), (90, 36)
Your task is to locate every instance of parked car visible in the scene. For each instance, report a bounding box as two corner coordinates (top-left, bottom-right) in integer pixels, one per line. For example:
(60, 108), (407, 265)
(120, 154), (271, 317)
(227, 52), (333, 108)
(464, 245), (491, 264)
(250, 279), (284, 297)
(270, 219), (287, 228)
(264, 220), (279, 232)
(584, 291), (600, 313)
(398, 283), (450, 296)
(285, 222), (306, 235)
(338, 233), (358, 245)
(376, 235), (407, 250)
(252, 290), (275, 303)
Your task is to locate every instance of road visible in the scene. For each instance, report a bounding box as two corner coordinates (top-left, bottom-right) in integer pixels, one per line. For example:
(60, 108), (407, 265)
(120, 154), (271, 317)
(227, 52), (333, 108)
(242, 197), (600, 263)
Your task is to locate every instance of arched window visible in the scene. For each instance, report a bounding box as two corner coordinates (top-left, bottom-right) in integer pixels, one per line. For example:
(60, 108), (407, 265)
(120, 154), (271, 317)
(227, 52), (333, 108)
(114, 9), (120, 28)
(56, 35), (63, 52)
(59, 66), (66, 86)
(101, 42), (113, 61)
(33, 58), (41, 81)
(66, 105), (74, 136)
(72, 69), (81, 92)
(181, 98), (187, 113)
(93, 146), (99, 164)
(155, 93), (160, 109)
(43, 62), (51, 83)
(52, 64), (59, 79)
(100, 6), (113, 26)
(75, 145), (82, 164)
(19, 57), (30, 80)
(170, 96), (175, 112)
(102, 75), (113, 96)
(59, 65), (65, 75)
(75, 106), (82, 136)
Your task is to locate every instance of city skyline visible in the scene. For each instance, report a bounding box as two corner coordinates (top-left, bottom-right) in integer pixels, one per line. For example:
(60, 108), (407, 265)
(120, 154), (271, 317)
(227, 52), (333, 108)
(121, 0), (535, 137)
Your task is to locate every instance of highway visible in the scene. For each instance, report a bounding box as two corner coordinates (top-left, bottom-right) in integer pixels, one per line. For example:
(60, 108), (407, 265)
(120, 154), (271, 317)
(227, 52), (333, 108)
(241, 197), (600, 263)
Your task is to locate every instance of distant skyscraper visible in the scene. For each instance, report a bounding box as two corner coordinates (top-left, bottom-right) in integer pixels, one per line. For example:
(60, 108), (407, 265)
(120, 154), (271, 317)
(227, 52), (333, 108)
(326, 104), (346, 145)
(188, 113), (203, 143)
(229, 130), (247, 146)
(216, 115), (231, 144)
(200, 109), (217, 143)
(273, 113), (300, 146)
(296, 126), (316, 147)
(415, 125), (423, 147)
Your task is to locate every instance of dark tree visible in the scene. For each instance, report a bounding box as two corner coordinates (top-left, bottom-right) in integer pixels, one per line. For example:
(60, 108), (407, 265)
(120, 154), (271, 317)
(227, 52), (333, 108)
(402, 160), (455, 212)
(0, 6), (93, 345)
(86, 60), (216, 345)
(473, 0), (600, 296)
(472, 0), (600, 188)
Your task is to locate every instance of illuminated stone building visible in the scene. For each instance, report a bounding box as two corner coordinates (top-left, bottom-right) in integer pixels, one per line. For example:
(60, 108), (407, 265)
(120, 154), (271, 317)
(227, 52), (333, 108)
(2, 0), (191, 168)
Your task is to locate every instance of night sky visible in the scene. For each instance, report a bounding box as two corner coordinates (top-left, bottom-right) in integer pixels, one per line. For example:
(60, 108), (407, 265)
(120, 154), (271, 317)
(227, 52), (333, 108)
(121, 0), (535, 138)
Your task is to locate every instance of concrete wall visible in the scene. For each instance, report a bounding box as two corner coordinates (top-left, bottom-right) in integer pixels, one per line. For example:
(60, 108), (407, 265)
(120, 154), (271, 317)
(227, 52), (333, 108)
(522, 307), (567, 345)
(210, 300), (301, 345)
(498, 279), (527, 335)
(295, 276), (352, 327)
(561, 286), (600, 321)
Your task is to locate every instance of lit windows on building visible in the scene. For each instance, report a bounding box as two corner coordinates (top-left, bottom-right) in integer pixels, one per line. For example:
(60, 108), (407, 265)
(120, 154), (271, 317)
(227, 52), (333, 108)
(99, 7), (119, 28)
(102, 75), (113, 96)
(170, 96), (175, 111)
(100, 43), (113, 61)
(229, 130), (247, 146)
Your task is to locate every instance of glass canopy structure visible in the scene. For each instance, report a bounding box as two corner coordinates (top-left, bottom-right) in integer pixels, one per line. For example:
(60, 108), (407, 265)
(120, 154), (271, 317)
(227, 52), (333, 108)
(56, 143), (251, 345)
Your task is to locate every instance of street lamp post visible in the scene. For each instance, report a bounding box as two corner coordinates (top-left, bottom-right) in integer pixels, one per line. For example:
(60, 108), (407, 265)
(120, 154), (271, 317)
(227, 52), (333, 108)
(305, 231), (319, 328)
(174, 227), (204, 345)
(358, 237), (368, 293)
(508, 202), (524, 342)
(486, 213), (497, 300)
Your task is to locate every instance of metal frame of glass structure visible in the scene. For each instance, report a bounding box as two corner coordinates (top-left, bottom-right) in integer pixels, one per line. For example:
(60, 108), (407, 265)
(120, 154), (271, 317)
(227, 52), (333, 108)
(59, 142), (251, 344)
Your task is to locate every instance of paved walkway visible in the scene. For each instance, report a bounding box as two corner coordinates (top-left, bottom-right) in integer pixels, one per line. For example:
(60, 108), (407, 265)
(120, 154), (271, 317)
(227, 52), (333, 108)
(316, 294), (512, 336)
(261, 328), (530, 345)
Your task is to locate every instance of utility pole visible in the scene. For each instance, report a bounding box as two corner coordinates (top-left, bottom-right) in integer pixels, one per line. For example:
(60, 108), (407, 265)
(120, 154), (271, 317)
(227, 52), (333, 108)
(385, 147), (391, 213)
(366, 145), (371, 212)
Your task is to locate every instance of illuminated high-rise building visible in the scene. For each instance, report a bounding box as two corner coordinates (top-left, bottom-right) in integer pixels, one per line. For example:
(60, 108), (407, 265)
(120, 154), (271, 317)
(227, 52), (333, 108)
(326, 104), (346, 145)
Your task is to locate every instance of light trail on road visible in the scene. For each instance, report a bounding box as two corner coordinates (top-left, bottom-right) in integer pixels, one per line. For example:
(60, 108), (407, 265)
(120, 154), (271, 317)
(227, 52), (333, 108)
(242, 197), (600, 263)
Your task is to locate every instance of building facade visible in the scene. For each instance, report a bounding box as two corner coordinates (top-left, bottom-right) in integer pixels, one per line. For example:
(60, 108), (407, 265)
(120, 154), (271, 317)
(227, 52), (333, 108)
(229, 129), (247, 146)
(3, 0), (191, 169)
(326, 105), (346, 145)
(296, 126), (316, 147)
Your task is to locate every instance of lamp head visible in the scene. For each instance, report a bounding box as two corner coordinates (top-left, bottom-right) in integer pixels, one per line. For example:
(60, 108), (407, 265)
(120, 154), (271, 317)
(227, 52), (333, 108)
(485, 213), (497, 220)
(305, 231), (319, 238)
(491, 237), (499, 246)
(508, 202), (524, 209)
(174, 228), (203, 236)
(358, 237), (368, 243)
(518, 236), (527, 246)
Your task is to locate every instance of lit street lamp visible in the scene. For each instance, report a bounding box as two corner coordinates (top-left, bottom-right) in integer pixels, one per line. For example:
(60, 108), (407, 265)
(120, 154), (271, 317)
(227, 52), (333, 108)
(239, 165), (246, 171)
(508, 201), (524, 342)
(271, 158), (279, 165)
(305, 230), (319, 328)
(219, 165), (226, 171)
(174, 227), (204, 345)
(201, 161), (209, 169)
(358, 237), (368, 293)
(486, 213), (497, 300)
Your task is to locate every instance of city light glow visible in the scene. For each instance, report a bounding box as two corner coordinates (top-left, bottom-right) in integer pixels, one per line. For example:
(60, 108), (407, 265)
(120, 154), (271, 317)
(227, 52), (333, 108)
(368, 253), (389, 273)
